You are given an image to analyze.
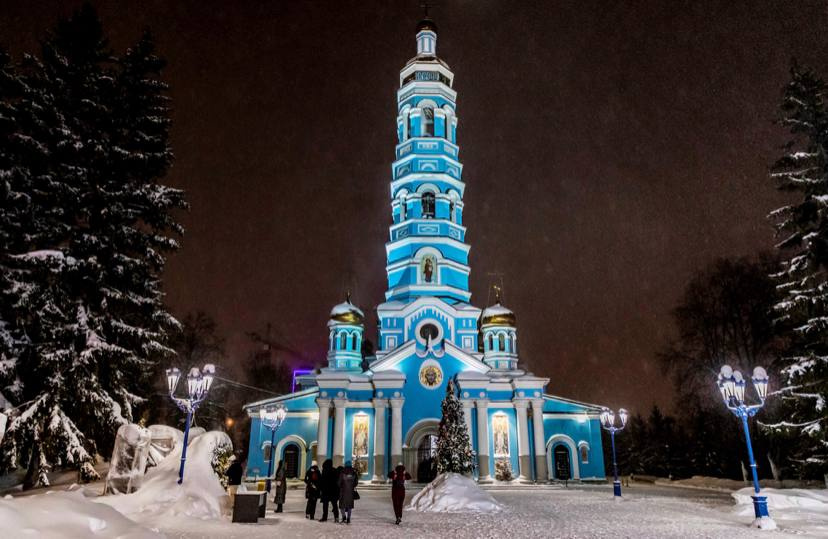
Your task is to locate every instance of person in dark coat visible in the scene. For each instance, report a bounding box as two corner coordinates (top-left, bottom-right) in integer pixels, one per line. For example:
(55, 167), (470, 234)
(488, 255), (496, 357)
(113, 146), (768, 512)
(304, 463), (321, 519)
(272, 459), (287, 513)
(389, 462), (411, 525)
(337, 461), (358, 524)
(226, 454), (244, 509)
(319, 459), (340, 522)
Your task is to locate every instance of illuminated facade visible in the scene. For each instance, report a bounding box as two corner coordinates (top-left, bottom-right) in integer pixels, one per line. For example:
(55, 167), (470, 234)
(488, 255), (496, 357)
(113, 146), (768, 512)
(244, 18), (605, 484)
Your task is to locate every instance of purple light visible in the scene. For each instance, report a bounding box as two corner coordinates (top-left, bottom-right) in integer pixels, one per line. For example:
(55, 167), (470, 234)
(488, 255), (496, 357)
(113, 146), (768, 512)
(292, 369), (314, 393)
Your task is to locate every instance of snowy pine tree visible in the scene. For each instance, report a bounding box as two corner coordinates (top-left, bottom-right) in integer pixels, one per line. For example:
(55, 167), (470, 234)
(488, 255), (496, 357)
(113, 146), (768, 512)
(767, 62), (828, 470)
(435, 378), (474, 474)
(0, 5), (185, 487)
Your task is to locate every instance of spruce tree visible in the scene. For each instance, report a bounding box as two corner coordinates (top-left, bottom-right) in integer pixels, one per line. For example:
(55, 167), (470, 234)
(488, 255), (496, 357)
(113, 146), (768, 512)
(435, 378), (474, 474)
(0, 5), (185, 486)
(767, 62), (828, 471)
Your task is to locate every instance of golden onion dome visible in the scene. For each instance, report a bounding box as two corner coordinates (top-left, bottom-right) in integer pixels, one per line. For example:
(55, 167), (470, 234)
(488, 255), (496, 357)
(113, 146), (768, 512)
(481, 303), (516, 327)
(330, 294), (364, 324)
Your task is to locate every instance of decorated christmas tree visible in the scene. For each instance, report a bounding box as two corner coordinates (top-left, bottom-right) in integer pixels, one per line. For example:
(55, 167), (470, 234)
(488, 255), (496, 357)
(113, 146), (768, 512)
(435, 378), (474, 474)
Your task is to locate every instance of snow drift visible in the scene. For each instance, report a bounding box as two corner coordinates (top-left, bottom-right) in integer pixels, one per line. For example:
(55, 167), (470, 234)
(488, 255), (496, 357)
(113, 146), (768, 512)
(0, 489), (161, 538)
(99, 430), (231, 520)
(732, 487), (828, 531)
(409, 472), (504, 513)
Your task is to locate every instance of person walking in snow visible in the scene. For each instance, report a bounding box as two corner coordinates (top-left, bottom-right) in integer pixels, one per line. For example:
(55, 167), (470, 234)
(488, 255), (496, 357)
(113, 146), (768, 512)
(304, 462), (321, 519)
(389, 462), (411, 525)
(319, 459), (340, 522)
(338, 461), (358, 524)
(273, 459), (287, 513)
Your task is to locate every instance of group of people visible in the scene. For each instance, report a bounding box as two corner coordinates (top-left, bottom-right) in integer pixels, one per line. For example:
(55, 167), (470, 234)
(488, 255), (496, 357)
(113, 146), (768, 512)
(264, 458), (413, 526)
(301, 459), (359, 523)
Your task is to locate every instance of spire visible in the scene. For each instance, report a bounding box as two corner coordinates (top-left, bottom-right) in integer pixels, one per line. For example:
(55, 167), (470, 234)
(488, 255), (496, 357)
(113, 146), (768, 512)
(416, 4), (437, 56)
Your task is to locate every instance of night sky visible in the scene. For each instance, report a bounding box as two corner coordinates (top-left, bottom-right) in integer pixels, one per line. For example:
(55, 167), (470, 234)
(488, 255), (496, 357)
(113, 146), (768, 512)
(4, 0), (828, 414)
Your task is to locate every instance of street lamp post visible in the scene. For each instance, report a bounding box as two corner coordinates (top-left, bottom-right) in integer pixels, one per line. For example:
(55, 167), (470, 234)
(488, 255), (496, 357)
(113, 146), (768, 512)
(600, 407), (628, 497)
(166, 364), (215, 485)
(260, 404), (288, 493)
(716, 364), (776, 530)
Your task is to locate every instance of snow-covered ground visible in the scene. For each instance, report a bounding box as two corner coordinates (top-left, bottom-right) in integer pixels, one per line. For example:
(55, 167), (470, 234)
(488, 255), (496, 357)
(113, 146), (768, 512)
(6, 483), (825, 538)
(409, 472), (503, 513)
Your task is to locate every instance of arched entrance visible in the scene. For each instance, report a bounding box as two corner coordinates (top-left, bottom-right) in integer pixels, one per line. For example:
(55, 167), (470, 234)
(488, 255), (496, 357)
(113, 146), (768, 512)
(417, 434), (439, 483)
(284, 443), (300, 478)
(546, 434), (580, 481)
(404, 418), (440, 482)
(553, 445), (571, 481)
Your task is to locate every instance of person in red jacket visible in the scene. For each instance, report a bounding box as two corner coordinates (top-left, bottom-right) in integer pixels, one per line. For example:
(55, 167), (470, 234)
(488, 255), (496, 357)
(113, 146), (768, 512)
(388, 462), (411, 525)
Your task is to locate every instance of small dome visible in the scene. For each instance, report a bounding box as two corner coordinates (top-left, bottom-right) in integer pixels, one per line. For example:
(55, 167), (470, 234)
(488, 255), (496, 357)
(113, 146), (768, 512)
(330, 295), (364, 324)
(481, 303), (516, 327)
(416, 17), (438, 34)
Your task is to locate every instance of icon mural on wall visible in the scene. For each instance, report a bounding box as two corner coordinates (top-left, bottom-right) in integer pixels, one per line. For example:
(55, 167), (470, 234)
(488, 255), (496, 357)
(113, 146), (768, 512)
(352, 414), (369, 458)
(421, 255), (436, 283)
(492, 414), (510, 457)
(419, 364), (443, 388)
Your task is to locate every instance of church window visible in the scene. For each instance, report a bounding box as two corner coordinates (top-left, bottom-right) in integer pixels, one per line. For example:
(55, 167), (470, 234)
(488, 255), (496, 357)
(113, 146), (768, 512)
(340, 332), (347, 351)
(423, 107), (434, 136)
(419, 323), (439, 342)
(580, 444), (589, 463)
(498, 334), (505, 352)
(421, 192), (435, 218)
(488, 334), (494, 351)
(449, 201), (455, 222)
(262, 442), (272, 462)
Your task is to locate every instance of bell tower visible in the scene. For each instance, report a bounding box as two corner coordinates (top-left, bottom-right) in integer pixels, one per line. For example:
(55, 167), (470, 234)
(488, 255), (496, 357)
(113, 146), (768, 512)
(384, 17), (471, 306)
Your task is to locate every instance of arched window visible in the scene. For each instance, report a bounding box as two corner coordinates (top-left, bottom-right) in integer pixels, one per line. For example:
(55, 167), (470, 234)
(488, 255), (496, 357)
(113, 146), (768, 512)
(498, 334), (505, 352)
(400, 198), (407, 221)
(488, 334), (494, 351)
(512, 334), (518, 355)
(340, 332), (347, 351)
(579, 444), (589, 463)
(423, 107), (434, 136)
(421, 192), (435, 219)
(262, 442), (272, 462)
(449, 201), (455, 222)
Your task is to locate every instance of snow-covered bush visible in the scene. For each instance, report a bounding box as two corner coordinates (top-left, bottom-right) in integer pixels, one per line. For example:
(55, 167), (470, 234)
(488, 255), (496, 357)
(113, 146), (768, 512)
(211, 441), (234, 488)
(495, 459), (513, 481)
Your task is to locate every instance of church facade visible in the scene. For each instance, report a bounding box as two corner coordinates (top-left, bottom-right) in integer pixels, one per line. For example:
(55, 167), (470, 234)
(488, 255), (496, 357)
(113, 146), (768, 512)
(243, 18), (606, 484)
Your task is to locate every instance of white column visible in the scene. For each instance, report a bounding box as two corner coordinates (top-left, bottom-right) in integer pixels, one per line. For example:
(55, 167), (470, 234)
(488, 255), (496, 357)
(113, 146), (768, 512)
(372, 399), (388, 482)
(462, 400), (474, 446)
(316, 398), (331, 462)
(476, 399), (491, 482)
(531, 399), (548, 482)
(390, 397), (404, 467)
(332, 398), (347, 467)
(514, 400), (531, 481)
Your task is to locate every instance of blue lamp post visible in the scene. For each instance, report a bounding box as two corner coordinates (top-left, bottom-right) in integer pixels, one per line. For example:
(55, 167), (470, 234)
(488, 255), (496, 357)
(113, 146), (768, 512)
(600, 407), (628, 497)
(260, 404), (288, 493)
(166, 364), (215, 485)
(716, 365), (776, 530)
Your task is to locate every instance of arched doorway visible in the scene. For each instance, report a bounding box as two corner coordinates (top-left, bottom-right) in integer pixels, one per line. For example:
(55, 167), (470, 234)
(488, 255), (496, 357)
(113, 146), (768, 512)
(553, 445), (571, 481)
(417, 434), (438, 483)
(284, 443), (300, 478)
(404, 418), (440, 482)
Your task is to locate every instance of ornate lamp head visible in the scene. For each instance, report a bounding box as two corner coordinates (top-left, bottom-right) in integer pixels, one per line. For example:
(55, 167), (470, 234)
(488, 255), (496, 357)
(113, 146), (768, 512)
(166, 367), (181, 395)
(202, 363), (216, 393)
(187, 367), (203, 398)
(275, 404), (288, 425)
(618, 408), (629, 428)
(752, 366), (769, 400)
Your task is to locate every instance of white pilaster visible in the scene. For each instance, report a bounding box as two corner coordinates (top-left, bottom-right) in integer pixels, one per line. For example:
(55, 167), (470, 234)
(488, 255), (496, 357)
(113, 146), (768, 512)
(514, 399), (531, 481)
(316, 398), (331, 462)
(332, 398), (347, 467)
(531, 399), (548, 482)
(462, 400), (474, 446)
(372, 399), (388, 482)
(476, 399), (491, 482)
(390, 397), (404, 466)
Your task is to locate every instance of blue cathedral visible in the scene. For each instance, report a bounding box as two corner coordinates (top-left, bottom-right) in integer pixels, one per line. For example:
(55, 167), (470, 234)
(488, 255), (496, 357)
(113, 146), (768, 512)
(244, 18), (606, 484)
